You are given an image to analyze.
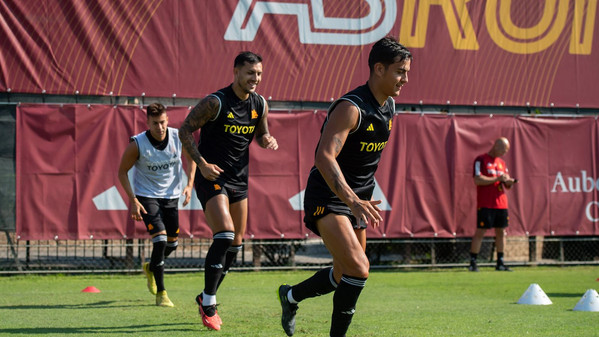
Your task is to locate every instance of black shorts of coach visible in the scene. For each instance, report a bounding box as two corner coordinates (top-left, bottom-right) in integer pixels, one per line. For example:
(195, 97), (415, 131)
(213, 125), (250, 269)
(136, 196), (180, 237)
(303, 198), (367, 237)
(194, 174), (248, 210)
(477, 208), (509, 229)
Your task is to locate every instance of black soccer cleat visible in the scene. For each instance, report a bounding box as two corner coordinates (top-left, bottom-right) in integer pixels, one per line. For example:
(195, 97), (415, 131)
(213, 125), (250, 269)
(468, 262), (479, 272)
(277, 284), (298, 336)
(495, 264), (513, 271)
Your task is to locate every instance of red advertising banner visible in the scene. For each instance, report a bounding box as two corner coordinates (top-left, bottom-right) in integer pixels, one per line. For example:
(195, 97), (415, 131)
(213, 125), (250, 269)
(15, 104), (599, 240)
(1, 1), (598, 108)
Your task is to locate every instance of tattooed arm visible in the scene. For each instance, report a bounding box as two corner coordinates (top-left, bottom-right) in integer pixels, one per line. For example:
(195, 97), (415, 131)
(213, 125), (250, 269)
(178, 96), (224, 181)
(255, 102), (278, 150)
(314, 101), (382, 228)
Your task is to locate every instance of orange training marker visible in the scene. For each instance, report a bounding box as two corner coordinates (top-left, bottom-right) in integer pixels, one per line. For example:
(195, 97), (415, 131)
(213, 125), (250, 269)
(81, 286), (101, 293)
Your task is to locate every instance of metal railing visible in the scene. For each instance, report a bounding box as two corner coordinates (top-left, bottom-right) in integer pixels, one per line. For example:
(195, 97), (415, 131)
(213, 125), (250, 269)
(1, 232), (598, 274)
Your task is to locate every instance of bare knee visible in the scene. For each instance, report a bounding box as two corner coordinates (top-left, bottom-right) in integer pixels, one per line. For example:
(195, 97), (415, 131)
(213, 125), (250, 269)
(495, 228), (505, 238)
(151, 231), (167, 238)
(232, 226), (245, 244)
(232, 235), (243, 246)
(341, 254), (370, 279)
(352, 259), (370, 279)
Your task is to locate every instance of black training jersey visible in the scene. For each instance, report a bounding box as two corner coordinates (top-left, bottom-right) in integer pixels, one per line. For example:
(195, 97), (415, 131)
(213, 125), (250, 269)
(198, 84), (265, 185)
(306, 83), (395, 201)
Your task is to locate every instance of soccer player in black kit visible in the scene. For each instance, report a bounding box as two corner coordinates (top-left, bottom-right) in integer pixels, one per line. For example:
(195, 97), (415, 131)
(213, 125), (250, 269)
(277, 37), (412, 337)
(178, 51), (278, 331)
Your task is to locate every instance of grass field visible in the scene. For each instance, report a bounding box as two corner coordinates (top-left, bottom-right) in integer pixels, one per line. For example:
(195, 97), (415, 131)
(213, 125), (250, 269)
(0, 266), (598, 336)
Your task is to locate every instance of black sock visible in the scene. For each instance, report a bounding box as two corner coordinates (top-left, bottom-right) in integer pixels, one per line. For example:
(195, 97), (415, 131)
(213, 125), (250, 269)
(470, 253), (478, 263)
(165, 240), (178, 258)
(497, 252), (504, 265)
(291, 267), (337, 302)
(330, 275), (366, 337)
(150, 239), (167, 292)
(217, 244), (242, 290)
(203, 231), (234, 295)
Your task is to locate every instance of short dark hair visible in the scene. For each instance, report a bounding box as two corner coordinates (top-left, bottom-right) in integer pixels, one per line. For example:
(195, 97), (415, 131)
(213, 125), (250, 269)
(146, 102), (166, 119)
(234, 51), (262, 68)
(368, 36), (412, 72)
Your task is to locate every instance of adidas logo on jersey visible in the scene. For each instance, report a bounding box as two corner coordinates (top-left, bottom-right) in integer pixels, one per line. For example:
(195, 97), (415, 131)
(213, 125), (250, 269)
(251, 109), (258, 119)
(366, 123), (374, 131)
(214, 184), (221, 191)
(227, 112), (234, 119)
(389, 120), (392, 130)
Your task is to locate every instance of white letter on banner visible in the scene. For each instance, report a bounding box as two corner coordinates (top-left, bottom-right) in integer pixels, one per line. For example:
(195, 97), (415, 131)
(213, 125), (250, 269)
(585, 201), (599, 222)
(551, 172), (568, 192)
(568, 176), (581, 192)
(224, 0), (396, 45)
(581, 170), (596, 192)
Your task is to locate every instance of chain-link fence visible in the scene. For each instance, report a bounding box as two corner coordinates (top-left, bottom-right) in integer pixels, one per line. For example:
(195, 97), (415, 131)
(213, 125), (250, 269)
(1, 231), (598, 274)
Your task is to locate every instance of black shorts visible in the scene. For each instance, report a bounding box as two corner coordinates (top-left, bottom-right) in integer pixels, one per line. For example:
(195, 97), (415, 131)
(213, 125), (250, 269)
(477, 208), (509, 229)
(303, 198), (366, 237)
(136, 196), (180, 237)
(194, 174), (248, 209)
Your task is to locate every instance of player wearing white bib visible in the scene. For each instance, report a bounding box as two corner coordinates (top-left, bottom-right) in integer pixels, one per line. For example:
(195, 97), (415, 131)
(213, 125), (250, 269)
(118, 102), (196, 307)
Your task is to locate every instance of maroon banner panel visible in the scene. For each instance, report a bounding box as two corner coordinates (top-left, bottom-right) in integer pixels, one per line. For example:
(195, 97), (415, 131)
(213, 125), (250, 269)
(381, 114), (599, 238)
(1, 1), (598, 108)
(15, 104), (599, 240)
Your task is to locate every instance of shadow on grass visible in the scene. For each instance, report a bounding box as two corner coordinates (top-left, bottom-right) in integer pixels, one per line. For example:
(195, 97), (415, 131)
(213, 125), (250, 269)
(0, 323), (195, 335)
(545, 292), (583, 298)
(0, 300), (153, 310)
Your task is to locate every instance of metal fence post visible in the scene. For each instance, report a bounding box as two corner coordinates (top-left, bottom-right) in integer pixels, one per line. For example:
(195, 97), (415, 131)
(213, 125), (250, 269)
(4, 231), (21, 271)
(559, 239), (565, 264)
(125, 239), (134, 269)
(528, 236), (537, 263)
(430, 240), (436, 266)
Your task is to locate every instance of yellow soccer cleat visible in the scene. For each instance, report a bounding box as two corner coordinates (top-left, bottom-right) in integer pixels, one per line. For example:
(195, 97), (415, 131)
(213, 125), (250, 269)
(142, 262), (157, 295)
(156, 290), (174, 307)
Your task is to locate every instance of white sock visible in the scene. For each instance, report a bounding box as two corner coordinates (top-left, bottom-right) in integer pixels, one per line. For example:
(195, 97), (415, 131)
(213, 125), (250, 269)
(287, 289), (298, 304)
(202, 292), (217, 306)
